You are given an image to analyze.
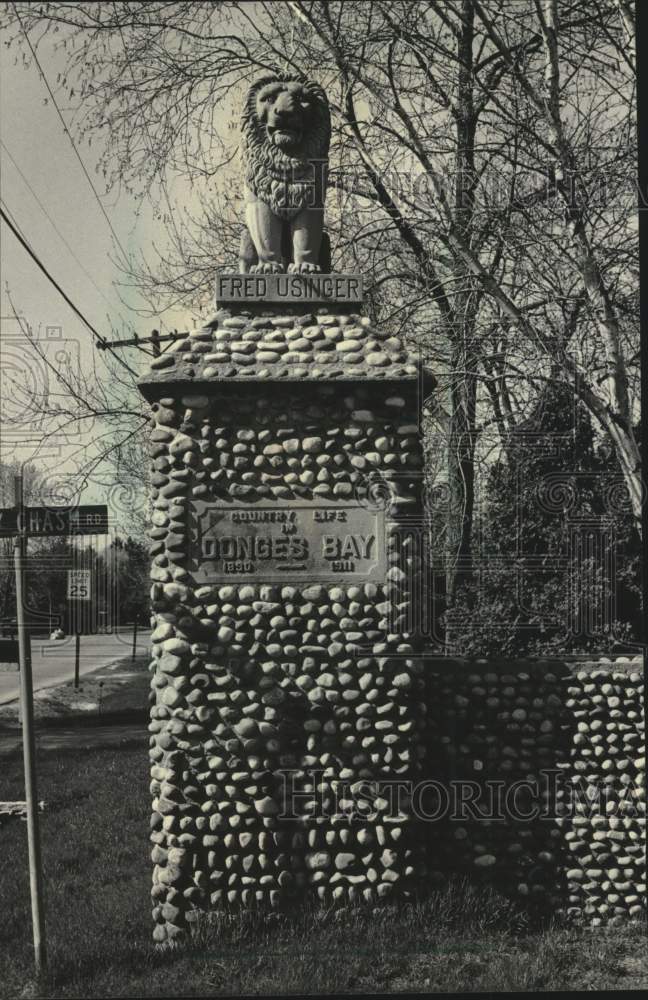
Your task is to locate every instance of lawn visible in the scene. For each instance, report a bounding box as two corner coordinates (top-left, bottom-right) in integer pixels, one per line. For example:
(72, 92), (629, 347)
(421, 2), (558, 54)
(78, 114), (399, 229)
(0, 653), (150, 725)
(1, 745), (646, 997)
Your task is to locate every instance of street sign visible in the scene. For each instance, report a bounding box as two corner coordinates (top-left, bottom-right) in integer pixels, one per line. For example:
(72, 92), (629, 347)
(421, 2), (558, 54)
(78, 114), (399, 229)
(0, 504), (108, 538)
(3, 484), (110, 976)
(67, 569), (91, 601)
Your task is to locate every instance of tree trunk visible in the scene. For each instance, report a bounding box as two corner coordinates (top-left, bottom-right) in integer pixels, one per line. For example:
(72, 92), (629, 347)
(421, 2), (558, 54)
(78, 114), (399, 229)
(445, 0), (479, 618)
(445, 358), (478, 608)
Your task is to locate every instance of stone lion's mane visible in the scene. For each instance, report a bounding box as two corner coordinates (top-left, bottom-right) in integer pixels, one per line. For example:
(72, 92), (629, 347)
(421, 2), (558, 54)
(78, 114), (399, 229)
(241, 75), (331, 220)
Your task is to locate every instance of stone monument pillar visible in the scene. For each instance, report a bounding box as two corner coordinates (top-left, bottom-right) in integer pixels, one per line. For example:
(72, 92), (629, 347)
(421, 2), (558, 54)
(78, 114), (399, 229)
(138, 75), (433, 943)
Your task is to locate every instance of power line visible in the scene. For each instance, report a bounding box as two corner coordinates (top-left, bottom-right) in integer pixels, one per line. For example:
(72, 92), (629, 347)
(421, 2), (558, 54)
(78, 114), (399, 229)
(13, 5), (186, 343)
(0, 139), (137, 337)
(0, 201), (105, 342)
(0, 197), (29, 244)
(13, 3), (131, 267)
(0, 204), (139, 379)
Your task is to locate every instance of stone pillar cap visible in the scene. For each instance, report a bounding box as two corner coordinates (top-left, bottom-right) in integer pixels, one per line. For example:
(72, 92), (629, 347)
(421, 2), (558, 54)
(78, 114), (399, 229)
(138, 304), (436, 401)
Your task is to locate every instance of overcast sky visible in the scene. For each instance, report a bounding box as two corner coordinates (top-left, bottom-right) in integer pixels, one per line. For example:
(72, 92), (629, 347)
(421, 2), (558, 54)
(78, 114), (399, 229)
(0, 30), (192, 506)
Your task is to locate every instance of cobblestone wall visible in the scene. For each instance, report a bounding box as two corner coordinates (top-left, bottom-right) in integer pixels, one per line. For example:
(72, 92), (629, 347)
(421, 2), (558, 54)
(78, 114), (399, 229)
(424, 657), (645, 925)
(141, 306), (645, 941)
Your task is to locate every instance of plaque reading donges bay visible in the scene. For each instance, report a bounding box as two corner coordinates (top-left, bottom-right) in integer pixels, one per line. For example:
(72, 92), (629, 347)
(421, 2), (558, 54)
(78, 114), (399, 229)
(190, 502), (386, 583)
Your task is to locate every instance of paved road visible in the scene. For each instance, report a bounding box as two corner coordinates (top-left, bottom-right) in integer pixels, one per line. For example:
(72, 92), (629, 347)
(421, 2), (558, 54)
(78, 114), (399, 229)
(0, 630), (148, 706)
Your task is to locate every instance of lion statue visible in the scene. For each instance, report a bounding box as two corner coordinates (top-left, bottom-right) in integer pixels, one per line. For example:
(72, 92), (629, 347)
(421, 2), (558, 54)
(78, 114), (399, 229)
(239, 74), (331, 274)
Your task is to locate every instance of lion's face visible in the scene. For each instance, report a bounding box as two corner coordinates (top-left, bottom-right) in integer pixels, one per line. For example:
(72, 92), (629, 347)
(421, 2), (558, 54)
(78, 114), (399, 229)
(254, 80), (317, 154)
(242, 74), (330, 219)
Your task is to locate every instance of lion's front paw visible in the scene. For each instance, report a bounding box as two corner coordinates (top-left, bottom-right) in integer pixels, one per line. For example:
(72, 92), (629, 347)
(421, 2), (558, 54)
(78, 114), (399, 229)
(288, 262), (322, 274)
(251, 262), (285, 275)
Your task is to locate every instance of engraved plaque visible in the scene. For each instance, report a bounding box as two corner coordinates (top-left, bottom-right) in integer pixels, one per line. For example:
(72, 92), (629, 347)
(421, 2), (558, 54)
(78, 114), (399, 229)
(189, 502), (386, 583)
(215, 273), (363, 306)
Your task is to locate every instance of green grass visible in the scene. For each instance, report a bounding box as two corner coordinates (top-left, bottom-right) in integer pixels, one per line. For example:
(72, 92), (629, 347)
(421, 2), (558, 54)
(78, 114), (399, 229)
(0, 653), (150, 724)
(1, 746), (646, 997)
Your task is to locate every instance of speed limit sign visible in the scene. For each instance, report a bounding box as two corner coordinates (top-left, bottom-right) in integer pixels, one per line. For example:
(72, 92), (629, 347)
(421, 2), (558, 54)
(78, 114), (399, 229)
(67, 569), (91, 600)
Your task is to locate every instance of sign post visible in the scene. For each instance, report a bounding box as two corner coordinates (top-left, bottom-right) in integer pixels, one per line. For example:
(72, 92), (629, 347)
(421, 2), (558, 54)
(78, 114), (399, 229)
(0, 487), (109, 978)
(67, 571), (91, 683)
(74, 633), (81, 689)
(13, 475), (46, 977)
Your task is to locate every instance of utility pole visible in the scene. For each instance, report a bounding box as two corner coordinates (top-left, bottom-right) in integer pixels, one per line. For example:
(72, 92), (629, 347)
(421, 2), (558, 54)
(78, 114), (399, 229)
(14, 475), (47, 977)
